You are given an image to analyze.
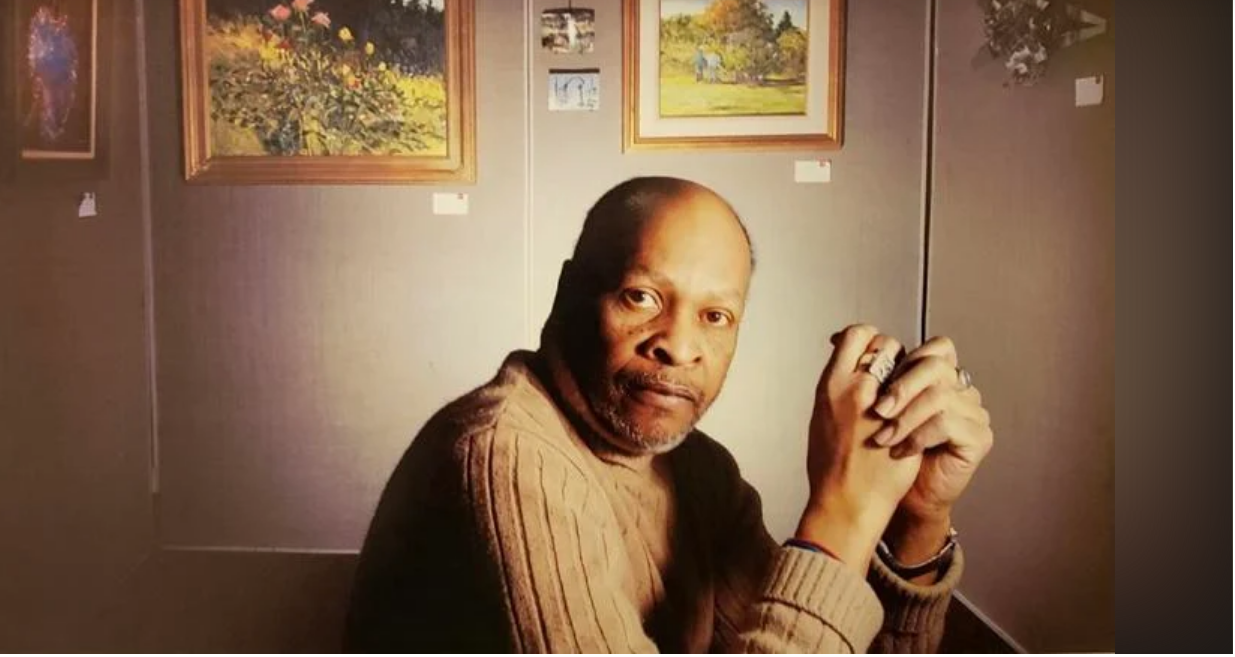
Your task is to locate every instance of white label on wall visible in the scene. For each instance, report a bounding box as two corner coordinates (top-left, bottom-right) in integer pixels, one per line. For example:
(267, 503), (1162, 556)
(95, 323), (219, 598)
(1075, 75), (1104, 107)
(78, 192), (97, 218)
(794, 160), (831, 183)
(433, 192), (469, 216)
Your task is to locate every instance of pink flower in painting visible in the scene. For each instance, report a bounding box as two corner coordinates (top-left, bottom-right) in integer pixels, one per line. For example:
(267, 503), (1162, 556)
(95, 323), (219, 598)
(310, 11), (331, 28)
(291, 0), (313, 12)
(268, 4), (291, 21)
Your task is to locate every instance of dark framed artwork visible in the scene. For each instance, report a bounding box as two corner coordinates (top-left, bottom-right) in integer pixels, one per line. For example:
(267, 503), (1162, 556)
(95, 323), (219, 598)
(6, 0), (109, 180)
(179, 0), (476, 184)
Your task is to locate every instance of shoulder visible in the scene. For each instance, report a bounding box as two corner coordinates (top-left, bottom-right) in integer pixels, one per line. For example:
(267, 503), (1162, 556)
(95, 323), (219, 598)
(413, 352), (594, 486)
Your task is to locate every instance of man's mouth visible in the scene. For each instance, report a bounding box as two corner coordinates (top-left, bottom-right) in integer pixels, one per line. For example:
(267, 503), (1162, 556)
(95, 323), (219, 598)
(637, 380), (697, 401)
(624, 378), (700, 410)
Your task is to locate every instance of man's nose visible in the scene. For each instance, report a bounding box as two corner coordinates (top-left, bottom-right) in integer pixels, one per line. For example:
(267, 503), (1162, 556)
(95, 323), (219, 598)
(643, 310), (703, 367)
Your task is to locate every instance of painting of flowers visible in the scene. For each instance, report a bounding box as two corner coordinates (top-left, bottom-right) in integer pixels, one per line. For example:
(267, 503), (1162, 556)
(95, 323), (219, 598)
(16, 0), (98, 160)
(180, 0), (475, 183)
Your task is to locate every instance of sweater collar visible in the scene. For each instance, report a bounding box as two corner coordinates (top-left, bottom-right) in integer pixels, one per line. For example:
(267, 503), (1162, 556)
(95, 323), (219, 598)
(523, 344), (659, 473)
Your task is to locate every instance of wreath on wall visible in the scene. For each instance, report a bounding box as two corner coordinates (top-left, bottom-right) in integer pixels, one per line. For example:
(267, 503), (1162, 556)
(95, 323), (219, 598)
(981, 0), (1107, 86)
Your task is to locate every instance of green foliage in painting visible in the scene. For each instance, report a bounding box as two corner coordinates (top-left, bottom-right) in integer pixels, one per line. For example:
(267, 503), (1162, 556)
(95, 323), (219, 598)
(659, 0), (809, 117)
(206, 0), (447, 156)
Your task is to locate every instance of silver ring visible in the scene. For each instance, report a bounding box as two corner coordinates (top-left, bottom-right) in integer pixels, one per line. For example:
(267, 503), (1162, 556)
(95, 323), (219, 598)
(956, 366), (973, 390)
(863, 353), (897, 386)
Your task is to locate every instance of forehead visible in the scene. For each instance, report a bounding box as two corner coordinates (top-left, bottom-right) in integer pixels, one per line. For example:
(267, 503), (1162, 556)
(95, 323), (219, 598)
(622, 192), (752, 297)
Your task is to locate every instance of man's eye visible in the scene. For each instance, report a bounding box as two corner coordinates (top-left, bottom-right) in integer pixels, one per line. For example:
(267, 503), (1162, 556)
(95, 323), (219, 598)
(622, 289), (659, 309)
(704, 310), (733, 327)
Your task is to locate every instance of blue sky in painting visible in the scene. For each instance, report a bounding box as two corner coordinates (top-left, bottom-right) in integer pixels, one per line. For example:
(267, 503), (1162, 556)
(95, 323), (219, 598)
(660, 0), (808, 30)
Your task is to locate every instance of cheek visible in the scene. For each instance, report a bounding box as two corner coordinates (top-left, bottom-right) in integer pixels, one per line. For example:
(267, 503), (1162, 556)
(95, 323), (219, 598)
(700, 332), (739, 390)
(597, 304), (652, 363)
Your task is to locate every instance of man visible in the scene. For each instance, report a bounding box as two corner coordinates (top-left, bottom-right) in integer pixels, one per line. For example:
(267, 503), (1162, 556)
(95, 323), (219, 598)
(705, 51), (723, 83)
(345, 177), (994, 653)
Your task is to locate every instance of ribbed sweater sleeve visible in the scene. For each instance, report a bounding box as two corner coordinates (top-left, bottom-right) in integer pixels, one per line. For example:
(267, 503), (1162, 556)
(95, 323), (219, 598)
(703, 437), (957, 654)
(708, 452), (885, 653)
(867, 544), (963, 653)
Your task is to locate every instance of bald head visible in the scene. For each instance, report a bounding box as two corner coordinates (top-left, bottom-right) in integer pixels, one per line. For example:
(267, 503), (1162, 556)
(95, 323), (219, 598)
(542, 176), (754, 454)
(571, 176), (754, 285)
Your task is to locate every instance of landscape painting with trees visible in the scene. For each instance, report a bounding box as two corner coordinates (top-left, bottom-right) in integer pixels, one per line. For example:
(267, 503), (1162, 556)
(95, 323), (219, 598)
(658, 0), (809, 117)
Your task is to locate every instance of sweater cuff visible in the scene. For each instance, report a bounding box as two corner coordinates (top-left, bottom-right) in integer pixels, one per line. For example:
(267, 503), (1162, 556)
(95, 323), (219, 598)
(764, 546), (885, 651)
(867, 542), (965, 634)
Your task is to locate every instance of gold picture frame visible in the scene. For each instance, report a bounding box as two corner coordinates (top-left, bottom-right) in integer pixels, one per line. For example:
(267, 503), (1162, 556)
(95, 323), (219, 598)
(623, 0), (845, 152)
(179, 0), (475, 184)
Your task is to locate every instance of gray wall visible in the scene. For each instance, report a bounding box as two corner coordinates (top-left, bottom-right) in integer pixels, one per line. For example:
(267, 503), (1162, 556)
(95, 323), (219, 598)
(0, 0), (154, 648)
(0, 0), (1113, 651)
(146, 0), (927, 552)
(928, 0), (1113, 651)
(143, 0), (529, 552)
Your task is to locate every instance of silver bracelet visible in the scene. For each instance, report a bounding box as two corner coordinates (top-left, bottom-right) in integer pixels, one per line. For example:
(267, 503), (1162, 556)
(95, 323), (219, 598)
(876, 526), (959, 579)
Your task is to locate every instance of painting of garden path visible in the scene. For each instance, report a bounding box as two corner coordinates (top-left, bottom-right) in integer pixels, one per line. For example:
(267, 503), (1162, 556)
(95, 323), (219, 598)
(659, 0), (809, 118)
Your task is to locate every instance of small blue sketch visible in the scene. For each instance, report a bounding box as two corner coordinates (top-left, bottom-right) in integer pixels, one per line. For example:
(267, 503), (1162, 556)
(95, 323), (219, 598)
(549, 69), (600, 111)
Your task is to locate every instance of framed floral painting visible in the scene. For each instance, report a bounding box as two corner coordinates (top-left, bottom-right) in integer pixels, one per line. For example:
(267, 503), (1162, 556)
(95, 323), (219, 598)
(179, 0), (475, 184)
(623, 0), (845, 151)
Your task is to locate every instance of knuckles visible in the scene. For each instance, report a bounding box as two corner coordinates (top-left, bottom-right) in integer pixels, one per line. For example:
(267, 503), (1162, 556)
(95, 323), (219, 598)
(925, 335), (958, 361)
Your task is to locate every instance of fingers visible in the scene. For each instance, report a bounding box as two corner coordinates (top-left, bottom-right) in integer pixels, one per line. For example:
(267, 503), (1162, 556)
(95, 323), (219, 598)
(872, 352), (955, 420)
(870, 381), (948, 447)
(820, 325), (907, 418)
(899, 336), (959, 369)
(861, 334), (905, 375)
(825, 324), (880, 376)
(888, 413), (991, 460)
(870, 374), (991, 441)
(885, 335), (960, 389)
(870, 383), (993, 460)
(857, 333), (993, 462)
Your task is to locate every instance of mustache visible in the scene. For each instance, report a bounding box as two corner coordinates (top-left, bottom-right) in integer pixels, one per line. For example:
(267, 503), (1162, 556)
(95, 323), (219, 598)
(616, 371), (703, 404)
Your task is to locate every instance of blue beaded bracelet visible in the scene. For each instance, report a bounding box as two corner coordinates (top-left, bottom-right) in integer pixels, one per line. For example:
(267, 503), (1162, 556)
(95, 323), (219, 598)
(783, 537), (840, 560)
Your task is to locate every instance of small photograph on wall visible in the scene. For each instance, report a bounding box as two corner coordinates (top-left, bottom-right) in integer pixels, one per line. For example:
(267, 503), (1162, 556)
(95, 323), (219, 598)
(15, 0), (99, 161)
(548, 68), (599, 111)
(541, 7), (595, 54)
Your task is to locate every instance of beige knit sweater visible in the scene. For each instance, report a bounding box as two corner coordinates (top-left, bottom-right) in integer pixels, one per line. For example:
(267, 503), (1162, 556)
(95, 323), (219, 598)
(345, 351), (961, 653)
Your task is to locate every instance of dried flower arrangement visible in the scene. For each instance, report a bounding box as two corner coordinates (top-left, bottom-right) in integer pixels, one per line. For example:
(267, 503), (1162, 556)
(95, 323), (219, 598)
(981, 0), (1106, 86)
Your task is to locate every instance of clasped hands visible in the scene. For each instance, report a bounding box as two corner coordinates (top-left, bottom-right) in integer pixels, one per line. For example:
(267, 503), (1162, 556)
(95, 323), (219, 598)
(795, 324), (994, 579)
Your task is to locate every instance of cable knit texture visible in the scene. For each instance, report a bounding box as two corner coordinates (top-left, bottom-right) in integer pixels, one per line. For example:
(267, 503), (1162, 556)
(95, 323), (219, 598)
(345, 351), (960, 653)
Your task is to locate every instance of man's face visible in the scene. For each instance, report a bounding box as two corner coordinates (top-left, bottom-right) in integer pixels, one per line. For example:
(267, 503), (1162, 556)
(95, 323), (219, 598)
(566, 191), (753, 454)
